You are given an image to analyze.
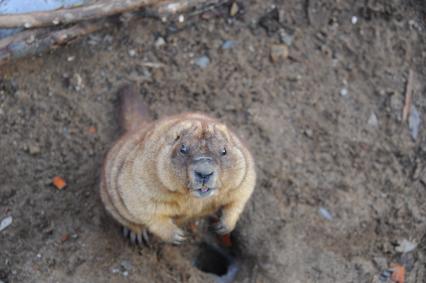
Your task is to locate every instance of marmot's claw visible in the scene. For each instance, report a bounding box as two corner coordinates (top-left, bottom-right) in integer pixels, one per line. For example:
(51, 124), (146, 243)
(171, 229), (187, 245)
(122, 226), (150, 246)
(122, 226), (130, 238)
(213, 222), (231, 235)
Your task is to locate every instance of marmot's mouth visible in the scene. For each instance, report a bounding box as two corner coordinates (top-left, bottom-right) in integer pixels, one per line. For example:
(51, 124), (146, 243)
(191, 187), (215, 198)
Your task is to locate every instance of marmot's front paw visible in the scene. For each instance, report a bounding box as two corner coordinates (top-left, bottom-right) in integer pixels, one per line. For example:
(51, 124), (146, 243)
(170, 228), (187, 245)
(213, 220), (233, 235)
(122, 226), (150, 246)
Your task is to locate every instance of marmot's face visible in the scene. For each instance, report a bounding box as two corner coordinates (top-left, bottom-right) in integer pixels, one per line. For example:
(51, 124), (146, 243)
(157, 119), (247, 198)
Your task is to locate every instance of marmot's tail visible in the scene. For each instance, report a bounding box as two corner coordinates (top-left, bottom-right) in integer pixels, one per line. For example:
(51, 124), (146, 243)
(118, 84), (151, 132)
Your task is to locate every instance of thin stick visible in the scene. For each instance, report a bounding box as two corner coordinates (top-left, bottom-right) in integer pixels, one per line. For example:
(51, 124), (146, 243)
(402, 69), (414, 122)
(148, 0), (227, 17)
(0, 0), (161, 29)
(0, 21), (105, 64)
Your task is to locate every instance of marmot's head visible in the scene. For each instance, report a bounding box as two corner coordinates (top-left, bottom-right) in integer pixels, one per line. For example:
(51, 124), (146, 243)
(155, 114), (248, 198)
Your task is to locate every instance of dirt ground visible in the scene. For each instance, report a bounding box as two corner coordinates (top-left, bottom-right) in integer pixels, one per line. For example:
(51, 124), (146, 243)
(1, 0), (426, 282)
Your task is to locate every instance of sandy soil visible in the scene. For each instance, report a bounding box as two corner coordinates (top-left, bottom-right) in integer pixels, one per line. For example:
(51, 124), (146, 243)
(1, 0), (426, 282)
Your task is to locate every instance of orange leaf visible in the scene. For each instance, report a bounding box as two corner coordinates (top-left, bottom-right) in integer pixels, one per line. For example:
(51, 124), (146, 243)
(391, 264), (405, 283)
(88, 126), (97, 134)
(52, 176), (67, 190)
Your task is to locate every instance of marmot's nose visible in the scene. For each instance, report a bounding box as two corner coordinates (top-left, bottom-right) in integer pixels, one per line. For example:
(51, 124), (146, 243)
(195, 171), (214, 182)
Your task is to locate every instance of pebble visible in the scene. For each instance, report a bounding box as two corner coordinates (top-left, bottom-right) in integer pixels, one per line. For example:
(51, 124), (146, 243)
(120, 260), (132, 271)
(194, 56), (210, 68)
(67, 56), (75, 62)
(128, 49), (137, 57)
(270, 44), (288, 62)
(0, 216), (12, 232)
(379, 269), (392, 282)
(279, 29), (294, 46)
(351, 16), (358, 24)
(319, 207), (333, 221)
(304, 129), (313, 138)
(230, 2), (239, 17)
(111, 268), (120, 274)
(395, 239), (417, 253)
(368, 113), (379, 127)
(155, 37), (166, 48)
(409, 105), (420, 140)
(222, 40), (238, 49)
(340, 87), (348, 97)
(70, 73), (84, 91)
(28, 143), (41, 155)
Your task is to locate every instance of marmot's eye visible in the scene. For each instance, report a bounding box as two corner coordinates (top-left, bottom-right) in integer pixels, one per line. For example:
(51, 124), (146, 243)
(221, 147), (227, 156)
(180, 144), (189, 154)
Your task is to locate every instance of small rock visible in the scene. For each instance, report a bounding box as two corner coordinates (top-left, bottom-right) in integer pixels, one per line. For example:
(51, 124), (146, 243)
(128, 49), (137, 57)
(178, 15), (185, 23)
(28, 143), (41, 155)
(194, 56), (210, 68)
(409, 105), (420, 140)
(351, 16), (358, 24)
(70, 73), (84, 91)
(36, 254), (42, 259)
(319, 207), (333, 221)
(270, 44), (288, 62)
(378, 269), (392, 282)
(67, 56), (75, 62)
(395, 239), (417, 253)
(120, 260), (133, 271)
(230, 2), (239, 17)
(340, 87), (348, 97)
(304, 129), (313, 138)
(0, 216), (12, 232)
(155, 37), (166, 48)
(123, 271), (129, 277)
(111, 268), (120, 274)
(288, 74), (302, 81)
(222, 40), (238, 49)
(278, 29), (294, 46)
(368, 113), (379, 127)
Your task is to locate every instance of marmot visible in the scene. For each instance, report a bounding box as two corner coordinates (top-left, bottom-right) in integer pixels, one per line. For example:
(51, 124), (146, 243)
(100, 85), (256, 244)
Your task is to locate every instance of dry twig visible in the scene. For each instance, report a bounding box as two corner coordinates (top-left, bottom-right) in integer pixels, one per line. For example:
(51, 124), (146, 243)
(402, 69), (414, 122)
(0, 21), (105, 64)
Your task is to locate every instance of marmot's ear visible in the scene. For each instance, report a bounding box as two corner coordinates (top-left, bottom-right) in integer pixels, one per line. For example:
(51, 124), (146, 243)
(165, 121), (193, 144)
(214, 124), (231, 142)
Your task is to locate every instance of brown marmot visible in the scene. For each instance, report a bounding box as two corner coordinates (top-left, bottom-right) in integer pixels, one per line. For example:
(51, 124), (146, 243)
(100, 85), (256, 244)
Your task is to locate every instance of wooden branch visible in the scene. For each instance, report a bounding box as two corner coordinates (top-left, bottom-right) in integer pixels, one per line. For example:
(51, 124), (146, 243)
(0, 0), (228, 66)
(0, 21), (105, 64)
(0, 0), (161, 29)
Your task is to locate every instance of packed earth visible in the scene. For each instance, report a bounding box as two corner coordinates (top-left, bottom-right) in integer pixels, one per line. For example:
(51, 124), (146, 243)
(1, 0), (426, 282)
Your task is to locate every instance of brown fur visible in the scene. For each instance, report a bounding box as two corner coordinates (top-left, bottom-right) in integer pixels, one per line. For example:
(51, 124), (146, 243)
(100, 85), (256, 243)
